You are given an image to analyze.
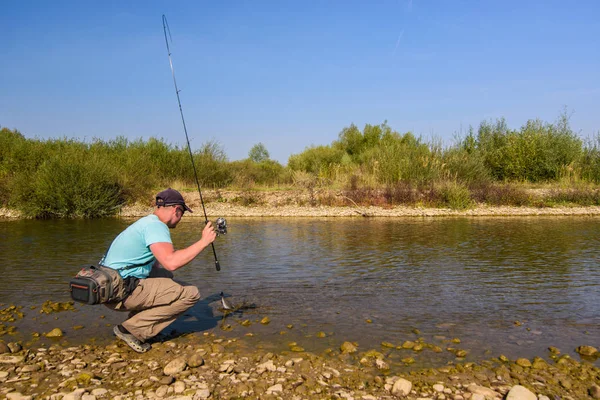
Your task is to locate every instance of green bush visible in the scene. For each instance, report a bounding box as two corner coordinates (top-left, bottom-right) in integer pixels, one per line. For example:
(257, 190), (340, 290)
(230, 159), (287, 186)
(288, 145), (345, 177)
(580, 134), (600, 183)
(477, 115), (582, 182)
(439, 182), (473, 210)
(10, 152), (123, 218)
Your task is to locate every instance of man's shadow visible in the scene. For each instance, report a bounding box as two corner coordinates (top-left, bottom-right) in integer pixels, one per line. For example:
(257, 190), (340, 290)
(149, 292), (245, 342)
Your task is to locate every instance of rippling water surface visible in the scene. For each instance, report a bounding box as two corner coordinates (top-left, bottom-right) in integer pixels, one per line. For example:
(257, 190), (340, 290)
(1, 217), (599, 366)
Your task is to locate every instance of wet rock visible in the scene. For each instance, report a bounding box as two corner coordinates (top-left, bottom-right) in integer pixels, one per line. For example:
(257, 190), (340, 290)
(589, 384), (600, 399)
(260, 317), (271, 324)
(188, 352), (204, 368)
(45, 328), (63, 338)
(548, 346), (560, 354)
(515, 358), (532, 367)
(340, 342), (357, 354)
(164, 357), (187, 376)
(505, 385), (536, 400)
(391, 377), (412, 397)
(401, 341), (415, 349)
(576, 345), (598, 356)
(375, 358), (389, 370)
(7, 343), (21, 353)
(0, 342), (9, 354)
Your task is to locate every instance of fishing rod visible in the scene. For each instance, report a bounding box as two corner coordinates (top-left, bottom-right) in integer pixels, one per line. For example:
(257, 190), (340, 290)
(162, 15), (232, 310)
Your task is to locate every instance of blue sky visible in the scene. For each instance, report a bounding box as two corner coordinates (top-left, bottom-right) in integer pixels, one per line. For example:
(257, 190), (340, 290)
(2, 1), (599, 163)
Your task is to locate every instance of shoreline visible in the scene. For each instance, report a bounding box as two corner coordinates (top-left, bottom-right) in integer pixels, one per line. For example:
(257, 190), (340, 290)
(3, 204), (600, 220)
(2, 302), (600, 399)
(1, 327), (599, 399)
(2, 189), (600, 219)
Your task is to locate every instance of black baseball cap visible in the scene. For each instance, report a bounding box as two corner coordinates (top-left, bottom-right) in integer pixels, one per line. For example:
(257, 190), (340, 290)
(156, 188), (193, 213)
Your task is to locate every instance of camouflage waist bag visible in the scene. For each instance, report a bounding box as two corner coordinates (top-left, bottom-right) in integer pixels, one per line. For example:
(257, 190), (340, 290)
(69, 265), (128, 305)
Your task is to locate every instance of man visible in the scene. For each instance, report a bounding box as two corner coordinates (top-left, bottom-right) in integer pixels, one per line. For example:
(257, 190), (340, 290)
(102, 188), (216, 352)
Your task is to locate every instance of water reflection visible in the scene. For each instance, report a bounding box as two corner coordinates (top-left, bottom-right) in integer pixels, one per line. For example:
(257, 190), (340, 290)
(0, 216), (599, 364)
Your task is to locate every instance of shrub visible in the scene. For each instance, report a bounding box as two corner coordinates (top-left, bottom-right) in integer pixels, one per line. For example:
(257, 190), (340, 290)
(10, 153), (124, 218)
(470, 182), (531, 206)
(439, 182), (473, 210)
(477, 114), (582, 182)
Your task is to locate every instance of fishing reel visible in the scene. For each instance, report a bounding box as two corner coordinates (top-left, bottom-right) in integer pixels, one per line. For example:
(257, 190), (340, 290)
(215, 217), (227, 236)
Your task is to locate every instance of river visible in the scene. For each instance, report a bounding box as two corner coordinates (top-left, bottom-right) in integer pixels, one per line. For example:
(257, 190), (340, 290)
(1, 216), (598, 368)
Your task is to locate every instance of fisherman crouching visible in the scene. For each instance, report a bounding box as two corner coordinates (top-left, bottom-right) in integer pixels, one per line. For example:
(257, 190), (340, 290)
(102, 188), (216, 352)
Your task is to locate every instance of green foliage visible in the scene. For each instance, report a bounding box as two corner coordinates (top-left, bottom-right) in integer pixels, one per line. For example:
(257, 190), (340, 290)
(371, 131), (442, 185)
(248, 142), (270, 163)
(477, 114), (582, 182)
(580, 134), (600, 183)
(439, 182), (474, 210)
(288, 145), (345, 177)
(230, 159), (287, 186)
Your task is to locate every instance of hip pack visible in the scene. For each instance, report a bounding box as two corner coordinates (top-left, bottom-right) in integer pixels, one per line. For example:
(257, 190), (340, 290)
(69, 265), (128, 305)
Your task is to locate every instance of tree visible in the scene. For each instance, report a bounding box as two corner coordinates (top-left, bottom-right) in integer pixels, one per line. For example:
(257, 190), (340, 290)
(248, 143), (270, 162)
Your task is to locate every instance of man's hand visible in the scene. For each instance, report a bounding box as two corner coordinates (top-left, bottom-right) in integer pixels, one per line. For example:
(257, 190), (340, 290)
(200, 221), (217, 247)
(150, 221), (218, 271)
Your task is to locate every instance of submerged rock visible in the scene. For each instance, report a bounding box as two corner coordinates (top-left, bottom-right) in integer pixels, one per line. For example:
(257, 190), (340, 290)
(44, 328), (63, 337)
(576, 345), (598, 356)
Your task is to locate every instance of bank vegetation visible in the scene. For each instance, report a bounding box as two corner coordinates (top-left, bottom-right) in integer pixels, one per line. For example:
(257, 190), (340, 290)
(1, 112), (599, 218)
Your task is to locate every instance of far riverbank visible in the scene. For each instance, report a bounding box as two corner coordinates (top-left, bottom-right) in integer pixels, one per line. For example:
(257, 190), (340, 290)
(2, 189), (600, 219)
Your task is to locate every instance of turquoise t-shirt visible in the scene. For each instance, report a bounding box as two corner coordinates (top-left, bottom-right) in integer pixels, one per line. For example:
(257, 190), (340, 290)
(102, 214), (172, 279)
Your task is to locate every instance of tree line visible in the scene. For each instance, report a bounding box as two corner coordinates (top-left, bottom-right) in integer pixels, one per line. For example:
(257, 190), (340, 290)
(1, 112), (599, 218)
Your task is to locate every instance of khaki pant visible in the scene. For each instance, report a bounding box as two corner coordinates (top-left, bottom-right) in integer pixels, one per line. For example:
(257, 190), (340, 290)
(108, 267), (200, 341)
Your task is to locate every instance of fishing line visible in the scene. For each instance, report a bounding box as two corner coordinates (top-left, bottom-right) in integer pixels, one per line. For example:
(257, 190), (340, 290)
(161, 15), (222, 272)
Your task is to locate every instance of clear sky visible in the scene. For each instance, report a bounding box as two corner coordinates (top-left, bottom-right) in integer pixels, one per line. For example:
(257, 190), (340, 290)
(2, 1), (599, 164)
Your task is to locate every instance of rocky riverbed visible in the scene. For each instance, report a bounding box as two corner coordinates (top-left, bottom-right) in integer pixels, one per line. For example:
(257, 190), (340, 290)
(2, 324), (600, 400)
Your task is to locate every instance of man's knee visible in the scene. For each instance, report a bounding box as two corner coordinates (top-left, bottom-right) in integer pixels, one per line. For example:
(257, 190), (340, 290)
(182, 285), (200, 304)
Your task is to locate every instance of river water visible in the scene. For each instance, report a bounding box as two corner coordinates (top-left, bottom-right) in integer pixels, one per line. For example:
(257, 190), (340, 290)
(1, 216), (599, 368)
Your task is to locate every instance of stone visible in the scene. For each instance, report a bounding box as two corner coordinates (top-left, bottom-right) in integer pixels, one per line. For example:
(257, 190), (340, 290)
(188, 353), (204, 368)
(0, 355), (25, 364)
(375, 358), (389, 370)
(0, 342), (9, 354)
(467, 384), (501, 399)
(576, 345), (598, 356)
(45, 328), (64, 338)
(515, 358), (532, 367)
(173, 381), (186, 394)
(433, 384), (445, 392)
(20, 364), (41, 372)
(505, 385), (536, 400)
(194, 388), (211, 399)
(391, 378), (412, 397)
(7, 343), (22, 353)
(90, 389), (107, 397)
(340, 342), (357, 354)
(589, 384), (600, 399)
(7, 393), (33, 400)
(267, 383), (283, 394)
(164, 357), (187, 376)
